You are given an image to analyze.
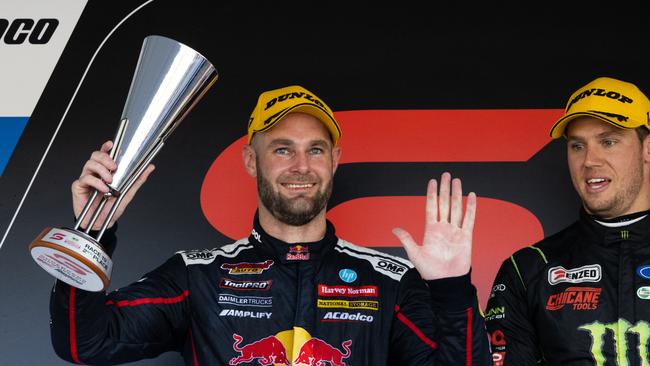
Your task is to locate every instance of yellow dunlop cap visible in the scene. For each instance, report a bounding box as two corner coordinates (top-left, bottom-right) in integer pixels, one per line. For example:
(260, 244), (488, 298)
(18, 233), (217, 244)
(549, 77), (650, 139)
(246, 85), (342, 144)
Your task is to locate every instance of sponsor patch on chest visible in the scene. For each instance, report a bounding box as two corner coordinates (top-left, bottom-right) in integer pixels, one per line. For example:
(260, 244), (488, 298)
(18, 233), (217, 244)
(548, 264), (601, 285)
(220, 260), (274, 275)
(219, 278), (272, 291)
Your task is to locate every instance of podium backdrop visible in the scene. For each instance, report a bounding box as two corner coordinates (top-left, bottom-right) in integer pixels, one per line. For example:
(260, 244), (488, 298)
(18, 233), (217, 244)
(1, 2), (649, 364)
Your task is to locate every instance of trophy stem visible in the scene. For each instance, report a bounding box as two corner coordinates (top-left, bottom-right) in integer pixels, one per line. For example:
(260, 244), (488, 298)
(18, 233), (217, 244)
(96, 140), (164, 241)
(84, 196), (110, 234)
(73, 190), (99, 231)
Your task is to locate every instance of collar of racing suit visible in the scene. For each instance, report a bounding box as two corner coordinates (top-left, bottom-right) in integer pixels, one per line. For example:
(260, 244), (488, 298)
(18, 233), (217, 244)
(247, 212), (338, 264)
(579, 208), (650, 246)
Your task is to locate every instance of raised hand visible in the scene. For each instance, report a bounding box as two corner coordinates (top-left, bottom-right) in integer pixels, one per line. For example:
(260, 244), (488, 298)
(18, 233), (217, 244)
(392, 172), (476, 280)
(72, 140), (155, 231)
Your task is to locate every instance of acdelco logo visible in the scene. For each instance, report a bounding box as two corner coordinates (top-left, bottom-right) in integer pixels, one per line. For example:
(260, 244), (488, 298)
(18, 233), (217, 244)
(0, 18), (59, 45)
(322, 311), (374, 323)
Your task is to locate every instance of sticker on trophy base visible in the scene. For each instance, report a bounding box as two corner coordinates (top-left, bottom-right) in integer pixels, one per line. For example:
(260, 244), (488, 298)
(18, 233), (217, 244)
(29, 227), (112, 292)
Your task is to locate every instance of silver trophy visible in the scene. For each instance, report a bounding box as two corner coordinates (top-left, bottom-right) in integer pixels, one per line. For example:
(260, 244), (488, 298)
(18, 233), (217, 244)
(29, 35), (218, 292)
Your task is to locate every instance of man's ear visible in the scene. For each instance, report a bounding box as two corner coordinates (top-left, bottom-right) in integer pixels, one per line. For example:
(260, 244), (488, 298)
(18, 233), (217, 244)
(331, 146), (342, 174)
(643, 131), (650, 164)
(242, 144), (257, 177)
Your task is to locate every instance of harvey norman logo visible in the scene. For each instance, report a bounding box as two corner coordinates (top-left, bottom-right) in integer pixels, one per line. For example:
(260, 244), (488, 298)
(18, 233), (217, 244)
(548, 264), (602, 285)
(318, 284), (378, 297)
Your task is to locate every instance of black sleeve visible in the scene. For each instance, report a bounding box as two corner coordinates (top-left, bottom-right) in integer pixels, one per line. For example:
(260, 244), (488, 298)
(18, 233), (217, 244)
(389, 269), (491, 365)
(485, 257), (542, 365)
(49, 227), (191, 365)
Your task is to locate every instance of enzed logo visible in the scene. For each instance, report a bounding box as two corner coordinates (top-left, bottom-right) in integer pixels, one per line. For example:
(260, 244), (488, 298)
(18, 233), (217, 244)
(548, 264), (601, 285)
(579, 319), (650, 366)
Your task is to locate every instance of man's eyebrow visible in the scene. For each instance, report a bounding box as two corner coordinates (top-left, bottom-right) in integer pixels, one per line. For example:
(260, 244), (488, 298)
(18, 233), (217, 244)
(268, 138), (294, 147)
(567, 129), (625, 141)
(310, 139), (330, 147)
(596, 130), (625, 138)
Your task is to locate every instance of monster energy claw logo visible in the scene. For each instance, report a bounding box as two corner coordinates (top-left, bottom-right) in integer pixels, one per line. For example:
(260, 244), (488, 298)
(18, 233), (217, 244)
(579, 319), (650, 366)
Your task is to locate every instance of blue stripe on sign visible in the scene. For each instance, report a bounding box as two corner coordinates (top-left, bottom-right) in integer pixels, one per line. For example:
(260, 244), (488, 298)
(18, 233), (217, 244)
(0, 117), (29, 176)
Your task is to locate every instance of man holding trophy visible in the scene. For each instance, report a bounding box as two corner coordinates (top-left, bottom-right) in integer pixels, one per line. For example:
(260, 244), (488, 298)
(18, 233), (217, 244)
(40, 37), (489, 366)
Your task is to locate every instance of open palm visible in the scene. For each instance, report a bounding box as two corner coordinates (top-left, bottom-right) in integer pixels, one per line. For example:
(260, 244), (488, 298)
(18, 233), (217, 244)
(392, 172), (476, 280)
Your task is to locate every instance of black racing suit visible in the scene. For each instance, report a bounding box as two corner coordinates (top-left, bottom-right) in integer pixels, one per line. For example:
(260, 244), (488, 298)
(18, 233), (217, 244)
(50, 216), (490, 365)
(486, 209), (650, 365)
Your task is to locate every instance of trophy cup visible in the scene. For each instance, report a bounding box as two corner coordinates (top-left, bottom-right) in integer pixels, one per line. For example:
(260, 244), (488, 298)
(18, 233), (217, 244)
(29, 35), (218, 292)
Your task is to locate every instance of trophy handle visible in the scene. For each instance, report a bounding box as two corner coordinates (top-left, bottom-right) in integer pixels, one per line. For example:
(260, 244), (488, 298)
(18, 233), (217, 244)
(73, 118), (129, 232)
(96, 139), (164, 241)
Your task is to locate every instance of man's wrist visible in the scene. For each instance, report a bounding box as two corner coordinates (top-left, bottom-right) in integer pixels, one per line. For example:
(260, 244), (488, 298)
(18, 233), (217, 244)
(426, 270), (474, 309)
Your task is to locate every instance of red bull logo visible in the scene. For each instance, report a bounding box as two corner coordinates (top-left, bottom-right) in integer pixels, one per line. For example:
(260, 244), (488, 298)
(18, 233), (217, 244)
(230, 334), (290, 366)
(287, 245), (310, 260)
(294, 337), (352, 366)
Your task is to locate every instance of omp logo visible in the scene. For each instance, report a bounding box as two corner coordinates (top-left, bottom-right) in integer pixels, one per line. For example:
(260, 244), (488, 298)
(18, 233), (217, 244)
(376, 260), (407, 274)
(180, 249), (217, 265)
(185, 251), (214, 260)
(548, 264), (601, 285)
(579, 319), (650, 366)
(0, 18), (58, 44)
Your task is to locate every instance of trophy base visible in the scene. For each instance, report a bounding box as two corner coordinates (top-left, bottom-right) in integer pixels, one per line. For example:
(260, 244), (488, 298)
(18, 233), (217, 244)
(29, 227), (112, 292)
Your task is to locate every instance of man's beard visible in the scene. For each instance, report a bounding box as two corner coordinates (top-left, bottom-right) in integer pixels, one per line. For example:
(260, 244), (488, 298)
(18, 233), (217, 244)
(582, 162), (645, 218)
(257, 171), (333, 226)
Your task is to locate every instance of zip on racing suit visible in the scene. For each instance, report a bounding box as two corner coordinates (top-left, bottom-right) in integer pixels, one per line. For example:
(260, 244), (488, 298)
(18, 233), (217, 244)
(50, 215), (490, 365)
(486, 208), (650, 365)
